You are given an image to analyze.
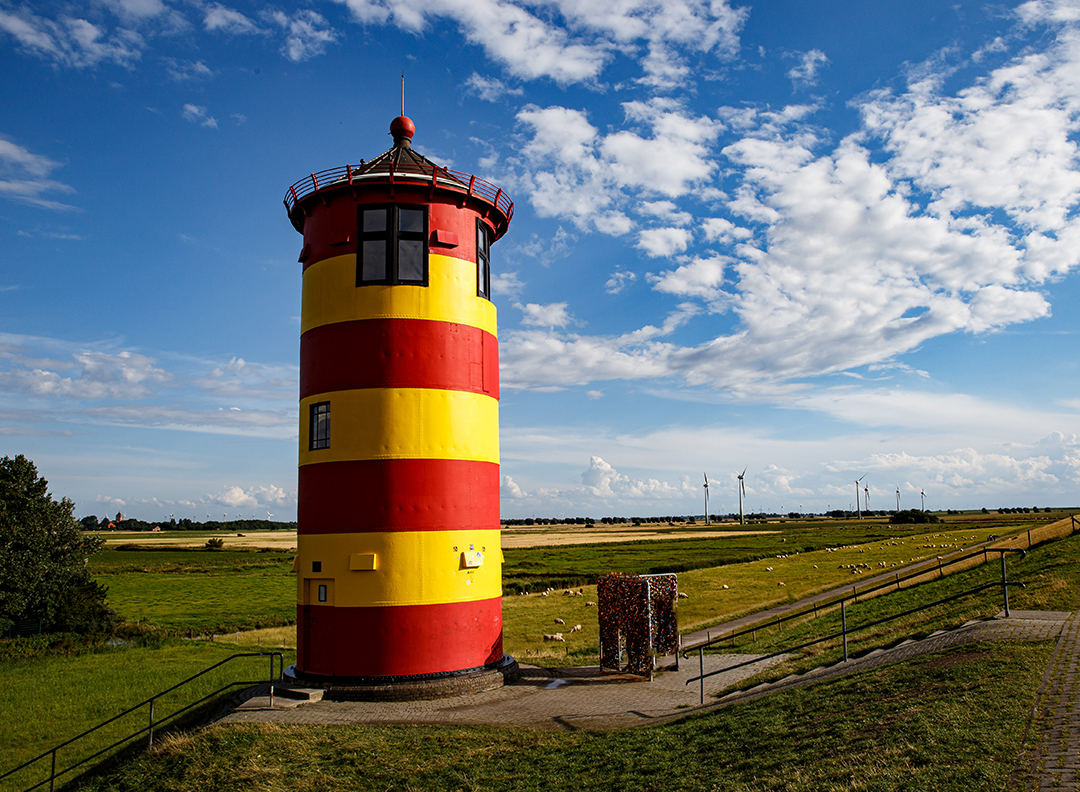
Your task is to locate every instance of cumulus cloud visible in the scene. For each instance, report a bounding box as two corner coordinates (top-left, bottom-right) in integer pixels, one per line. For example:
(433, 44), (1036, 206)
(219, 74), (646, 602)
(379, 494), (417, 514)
(163, 58), (212, 81)
(516, 301), (573, 328)
(207, 484), (295, 510)
(333, 0), (745, 87)
(636, 226), (691, 257)
(501, 11), (1080, 396)
(507, 99), (721, 234)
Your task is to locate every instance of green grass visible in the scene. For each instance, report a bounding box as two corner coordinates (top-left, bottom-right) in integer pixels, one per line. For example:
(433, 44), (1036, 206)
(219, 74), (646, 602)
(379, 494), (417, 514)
(67, 640), (1051, 791)
(98, 573), (295, 635)
(0, 641), (295, 792)
(1, 514), (1073, 791)
(500, 519), (997, 593)
(695, 529), (1080, 691)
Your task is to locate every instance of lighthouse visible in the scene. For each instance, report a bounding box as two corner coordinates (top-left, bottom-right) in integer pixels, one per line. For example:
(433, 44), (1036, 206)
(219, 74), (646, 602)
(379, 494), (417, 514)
(283, 115), (514, 694)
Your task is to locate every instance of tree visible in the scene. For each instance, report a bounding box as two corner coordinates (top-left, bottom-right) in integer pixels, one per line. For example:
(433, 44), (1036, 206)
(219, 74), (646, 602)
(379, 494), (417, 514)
(0, 455), (117, 634)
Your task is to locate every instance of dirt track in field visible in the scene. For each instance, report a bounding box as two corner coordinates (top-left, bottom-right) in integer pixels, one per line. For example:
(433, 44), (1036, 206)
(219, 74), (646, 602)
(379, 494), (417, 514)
(98, 527), (776, 551)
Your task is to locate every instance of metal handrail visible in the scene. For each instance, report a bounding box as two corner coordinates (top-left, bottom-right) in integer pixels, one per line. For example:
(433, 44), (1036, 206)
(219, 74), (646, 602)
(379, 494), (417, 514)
(685, 546), (1026, 656)
(0, 652), (284, 792)
(284, 163), (514, 221)
(683, 549), (1026, 704)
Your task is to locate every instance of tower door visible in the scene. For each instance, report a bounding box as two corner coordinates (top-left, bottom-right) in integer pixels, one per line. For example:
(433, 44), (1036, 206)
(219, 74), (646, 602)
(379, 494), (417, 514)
(302, 579), (335, 676)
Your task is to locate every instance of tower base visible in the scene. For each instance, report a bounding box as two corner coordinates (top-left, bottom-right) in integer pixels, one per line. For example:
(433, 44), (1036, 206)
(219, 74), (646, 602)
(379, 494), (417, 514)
(283, 654), (519, 701)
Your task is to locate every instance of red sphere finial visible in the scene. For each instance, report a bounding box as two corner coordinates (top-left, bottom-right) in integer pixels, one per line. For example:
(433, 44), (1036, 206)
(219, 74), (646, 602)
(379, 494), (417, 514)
(390, 115), (415, 142)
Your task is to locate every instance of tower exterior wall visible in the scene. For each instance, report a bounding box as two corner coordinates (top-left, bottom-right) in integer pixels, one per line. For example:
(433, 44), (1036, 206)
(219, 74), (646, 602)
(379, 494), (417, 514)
(293, 182), (504, 680)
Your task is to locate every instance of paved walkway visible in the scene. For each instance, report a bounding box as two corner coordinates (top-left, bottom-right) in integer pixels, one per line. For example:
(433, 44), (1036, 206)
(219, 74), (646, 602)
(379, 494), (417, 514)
(220, 609), (1072, 734)
(1011, 602), (1080, 791)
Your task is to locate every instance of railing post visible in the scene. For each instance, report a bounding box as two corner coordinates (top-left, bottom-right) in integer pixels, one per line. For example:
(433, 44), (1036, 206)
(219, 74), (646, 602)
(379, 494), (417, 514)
(698, 647), (704, 705)
(269, 654), (275, 709)
(841, 601), (848, 662)
(148, 698), (155, 748)
(675, 634), (680, 671)
(50, 748), (56, 792)
(1001, 552), (1011, 618)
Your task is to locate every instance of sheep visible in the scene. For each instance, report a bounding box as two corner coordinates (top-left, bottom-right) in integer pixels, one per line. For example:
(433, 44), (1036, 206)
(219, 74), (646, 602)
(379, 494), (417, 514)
(543, 633), (565, 642)
(585, 601), (597, 607)
(778, 582), (786, 587)
(554, 618), (565, 625)
(569, 624), (582, 633)
(721, 584), (729, 590)
(677, 592), (689, 599)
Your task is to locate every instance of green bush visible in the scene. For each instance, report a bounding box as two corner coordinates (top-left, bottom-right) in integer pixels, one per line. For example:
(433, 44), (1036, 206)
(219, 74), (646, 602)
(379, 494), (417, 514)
(889, 509), (940, 524)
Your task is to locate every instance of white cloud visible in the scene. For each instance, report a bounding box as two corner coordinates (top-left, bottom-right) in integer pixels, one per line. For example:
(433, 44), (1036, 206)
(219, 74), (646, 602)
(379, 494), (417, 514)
(605, 270), (637, 294)
(636, 226), (691, 257)
(0, 350), (171, 399)
(0, 8), (144, 69)
(204, 4), (262, 35)
(207, 484), (294, 510)
(516, 301), (573, 328)
(786, 49), (828, 87)
(332, 0), (746, 87)
(465, 72), (523, 101)
(268, 10), (337, 62)
(164, 58), (212, 81)
(508, 99), (720, 234)
(182, 103), (218, 129)
(648, 254), (729, 304)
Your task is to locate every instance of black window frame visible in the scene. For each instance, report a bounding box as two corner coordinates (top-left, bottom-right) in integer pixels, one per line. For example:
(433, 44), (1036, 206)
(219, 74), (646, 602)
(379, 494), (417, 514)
(356, 203), (429, 287)
(309, 401), (330, 450)
(477, 220), (491, 300)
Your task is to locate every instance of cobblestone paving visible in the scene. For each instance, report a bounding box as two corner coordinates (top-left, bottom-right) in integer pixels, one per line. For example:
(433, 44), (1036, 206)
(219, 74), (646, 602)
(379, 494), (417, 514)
(1013, 608), (1080, 791)
(221, 611), (1069, 732)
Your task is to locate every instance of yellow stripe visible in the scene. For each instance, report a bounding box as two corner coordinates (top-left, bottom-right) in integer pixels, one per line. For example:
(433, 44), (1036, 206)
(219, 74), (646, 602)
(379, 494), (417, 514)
(299, 389), (499, 465)
(302, 253), (497, 336)
(295, 530), (502, 607)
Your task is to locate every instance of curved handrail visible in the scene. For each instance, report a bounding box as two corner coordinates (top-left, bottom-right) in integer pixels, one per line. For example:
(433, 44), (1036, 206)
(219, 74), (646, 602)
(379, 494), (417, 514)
(284, 163), (514, 222)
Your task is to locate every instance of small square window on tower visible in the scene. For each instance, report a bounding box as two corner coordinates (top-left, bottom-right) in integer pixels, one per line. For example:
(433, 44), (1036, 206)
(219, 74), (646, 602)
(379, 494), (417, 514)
(477, 220), (491, 300)
(309, 401), (330, 450)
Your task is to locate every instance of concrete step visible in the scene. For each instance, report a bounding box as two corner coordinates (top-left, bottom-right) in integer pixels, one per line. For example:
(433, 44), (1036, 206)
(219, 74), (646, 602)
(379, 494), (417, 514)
(272, 686), (324, 702)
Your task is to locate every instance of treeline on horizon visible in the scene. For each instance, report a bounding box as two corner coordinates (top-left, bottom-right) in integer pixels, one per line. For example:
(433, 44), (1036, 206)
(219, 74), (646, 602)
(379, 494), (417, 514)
(501, 505), (1061, 527)
(79, 515), (297, 532)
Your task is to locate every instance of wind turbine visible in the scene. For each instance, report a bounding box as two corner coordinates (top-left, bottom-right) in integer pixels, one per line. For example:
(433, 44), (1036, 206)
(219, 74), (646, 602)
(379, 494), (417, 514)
(703, 473), (710, 525)
(864, 482), (870, 514)
(854, 474), (866, 519)
(920, 488), (926, 512)
(895, 486), (901, 512)
(737, 467), (747, 525)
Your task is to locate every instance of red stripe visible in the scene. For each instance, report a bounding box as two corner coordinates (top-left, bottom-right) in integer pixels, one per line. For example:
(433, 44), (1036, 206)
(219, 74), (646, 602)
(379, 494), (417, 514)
(297, 597), (503, 678)
(301, 319), (499, 400)
(298, 459), (499, 533)
(300, 197), (483, 273)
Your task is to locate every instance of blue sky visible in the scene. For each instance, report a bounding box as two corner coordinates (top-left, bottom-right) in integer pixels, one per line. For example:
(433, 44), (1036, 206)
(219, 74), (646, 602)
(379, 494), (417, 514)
(3, 0), (1080, 521)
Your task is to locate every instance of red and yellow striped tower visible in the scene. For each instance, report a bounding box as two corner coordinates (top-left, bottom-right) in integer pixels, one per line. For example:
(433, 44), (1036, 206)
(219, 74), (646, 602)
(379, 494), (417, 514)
(282, 116), (514, 691)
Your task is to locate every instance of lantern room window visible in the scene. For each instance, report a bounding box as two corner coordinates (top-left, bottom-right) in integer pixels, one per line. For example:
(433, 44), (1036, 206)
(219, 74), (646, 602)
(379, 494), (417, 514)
(357, 204), (429, 286)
